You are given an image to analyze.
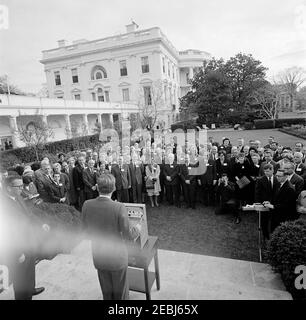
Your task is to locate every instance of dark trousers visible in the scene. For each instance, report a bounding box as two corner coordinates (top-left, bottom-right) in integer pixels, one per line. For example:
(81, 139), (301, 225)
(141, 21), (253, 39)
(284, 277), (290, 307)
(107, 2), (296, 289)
(201, 183), (216, 206)
(11, 255), (35, 300)
(117, 189), (129, 203)
(165, 184), (180, 206)
(130, 183), (143, 203)
(182, 182), (197, 208)
(97, 267), (129, 300)
(76, 189), (85, 211)
(159, 176), (165, 203)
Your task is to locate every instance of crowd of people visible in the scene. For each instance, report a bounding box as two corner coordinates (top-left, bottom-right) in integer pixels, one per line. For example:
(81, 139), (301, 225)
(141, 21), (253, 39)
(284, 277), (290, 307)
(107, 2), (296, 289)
(1, 132), (306, 300)
(1, 134), (305, 234)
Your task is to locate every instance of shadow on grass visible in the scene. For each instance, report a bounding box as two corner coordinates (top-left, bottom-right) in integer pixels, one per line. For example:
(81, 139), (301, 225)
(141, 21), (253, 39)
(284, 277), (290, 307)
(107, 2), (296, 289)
(146, 203), (260, 262)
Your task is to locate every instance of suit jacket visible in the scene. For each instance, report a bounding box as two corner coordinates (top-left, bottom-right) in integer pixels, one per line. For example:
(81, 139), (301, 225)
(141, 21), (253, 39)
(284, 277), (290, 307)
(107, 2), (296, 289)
(288, 173), (304, 196)
(111, 164), (131, 190)
(82, 197), (135, 271)
(82, 167), (98, 194)
(46, 181), (67, 203)
(272, 180), (298, 224)
(199, 158), (217, 185)
(163, 163), (180, 185)
(179, 163), (197, 184)
(129, 163), (144, 186)
(254, 175), (279, 203)
(72, 164), (85, 191)
(64, 166), (77, 204)
(215, 158), (231, 179)
(35, 173), (53, 202)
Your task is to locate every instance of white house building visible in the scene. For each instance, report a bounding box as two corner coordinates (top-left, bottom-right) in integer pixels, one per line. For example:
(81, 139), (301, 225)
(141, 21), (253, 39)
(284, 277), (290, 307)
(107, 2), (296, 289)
(40, 23), (211, 128)
(0, 94), (138, 149)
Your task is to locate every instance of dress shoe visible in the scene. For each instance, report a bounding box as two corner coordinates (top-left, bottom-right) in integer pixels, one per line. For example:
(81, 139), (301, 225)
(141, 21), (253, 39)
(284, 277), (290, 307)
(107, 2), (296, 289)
(32, 287), (45, 296)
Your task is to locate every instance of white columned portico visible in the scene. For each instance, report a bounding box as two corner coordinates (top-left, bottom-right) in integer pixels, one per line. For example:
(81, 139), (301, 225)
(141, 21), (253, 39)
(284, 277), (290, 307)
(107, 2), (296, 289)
(189, 67), (194, 80)
(8, 116), (18, 147)
(97, 113), (102, 130)
(64, 114), (71, 138)
(82, 114), (89, 134)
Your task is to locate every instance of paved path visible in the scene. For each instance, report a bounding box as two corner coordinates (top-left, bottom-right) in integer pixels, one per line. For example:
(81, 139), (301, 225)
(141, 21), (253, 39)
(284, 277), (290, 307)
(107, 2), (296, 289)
(0, 240), (291, 300)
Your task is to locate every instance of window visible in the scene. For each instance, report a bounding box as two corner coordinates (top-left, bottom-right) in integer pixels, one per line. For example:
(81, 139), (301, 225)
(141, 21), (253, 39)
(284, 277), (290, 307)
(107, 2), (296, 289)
(143, 86), (152, 105)
(54, 71), (61, 86)
(71, 68), (78, 83)
(141, 56), (149, 73)
(164, 85), (167, 101)
(57, 96), (63, 99)
(74, 94), (81, 100)
(104, 91), (110, 102)
(120, 60), (128, 76)
(97, 88), (104, 102)
(91, 93), (96, 101)
(95, 71), (103, 79)
(162, 57), (165, 73)
(122, 88), (129, 101)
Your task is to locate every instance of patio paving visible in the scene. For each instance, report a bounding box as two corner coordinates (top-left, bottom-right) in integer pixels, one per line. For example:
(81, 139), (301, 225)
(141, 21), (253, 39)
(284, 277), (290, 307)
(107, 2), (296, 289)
(0, 240), (292, 300)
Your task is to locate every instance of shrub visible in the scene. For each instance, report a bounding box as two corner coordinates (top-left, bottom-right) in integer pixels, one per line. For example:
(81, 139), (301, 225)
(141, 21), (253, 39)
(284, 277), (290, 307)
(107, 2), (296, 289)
(266, 219), (306, 300)
(254, 119), (275, 129)
(244, 122), (253, 130)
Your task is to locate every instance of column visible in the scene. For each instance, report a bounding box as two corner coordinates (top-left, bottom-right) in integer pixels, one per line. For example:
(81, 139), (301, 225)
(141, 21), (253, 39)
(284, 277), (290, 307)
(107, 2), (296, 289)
(8, 116), (19, 148)
(109, 113), (114, 128)
(97, 113), (103, 132)
(41, 114), (48, 126)
(64, 114), (71, 138)
(189, 67), (194, 80)
(82, 114), (89, 135)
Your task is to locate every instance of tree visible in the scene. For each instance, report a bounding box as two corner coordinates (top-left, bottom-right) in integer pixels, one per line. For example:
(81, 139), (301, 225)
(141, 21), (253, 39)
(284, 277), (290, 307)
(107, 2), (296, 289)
(18, 116), (54, 161)
(251, 83), (281, 125)
(0, 75), (24, 95)
(137, 80), (164, 131)
(180, 68), (232, 126)
(223, 53), (268, 111)
(275, 67), (306, 110)
(296, 86), (306, 110)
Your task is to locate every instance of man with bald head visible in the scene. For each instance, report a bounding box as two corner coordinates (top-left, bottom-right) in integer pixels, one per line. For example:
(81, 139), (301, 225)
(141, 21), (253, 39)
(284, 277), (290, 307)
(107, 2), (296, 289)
(294, 152), (306, 182)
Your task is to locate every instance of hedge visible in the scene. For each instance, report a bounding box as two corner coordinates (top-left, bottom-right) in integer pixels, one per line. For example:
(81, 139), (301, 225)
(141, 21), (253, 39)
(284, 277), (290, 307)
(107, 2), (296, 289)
(254, 118), (306, 129)
(0, 134), (100, 169)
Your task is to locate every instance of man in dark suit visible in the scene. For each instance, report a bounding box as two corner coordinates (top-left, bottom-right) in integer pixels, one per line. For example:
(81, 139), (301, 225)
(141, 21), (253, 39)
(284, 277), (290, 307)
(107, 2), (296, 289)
(111, 156), (131, 202)
(82, 159), (98, 200)
(198, 156), (217, 206)
(255, 163), (280, 240)
(163, 153), (180, 207)
(283, 162), (304, 196)
(35, 163), (54, 202)
(72, 156), (86, 210)
(263, 169), (298, 232)
(129, 155), (144, 203)
(1, 176), (49, 299)
(82, 174), (140, 300)
(180, 154), (198, 209)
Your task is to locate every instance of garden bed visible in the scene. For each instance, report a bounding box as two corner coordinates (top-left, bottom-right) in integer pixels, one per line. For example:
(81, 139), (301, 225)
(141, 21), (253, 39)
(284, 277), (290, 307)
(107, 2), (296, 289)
(279, 126), (306, 140)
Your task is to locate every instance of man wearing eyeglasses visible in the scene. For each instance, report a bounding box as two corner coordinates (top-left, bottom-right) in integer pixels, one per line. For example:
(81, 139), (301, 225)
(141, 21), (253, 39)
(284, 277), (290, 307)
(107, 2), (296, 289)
(1, 175), (50, 300)
(263, 169), (297, 232)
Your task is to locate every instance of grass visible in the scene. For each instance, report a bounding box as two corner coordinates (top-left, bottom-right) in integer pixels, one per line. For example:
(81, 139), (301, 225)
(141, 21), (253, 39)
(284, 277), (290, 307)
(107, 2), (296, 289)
(146, 203), (260, 262)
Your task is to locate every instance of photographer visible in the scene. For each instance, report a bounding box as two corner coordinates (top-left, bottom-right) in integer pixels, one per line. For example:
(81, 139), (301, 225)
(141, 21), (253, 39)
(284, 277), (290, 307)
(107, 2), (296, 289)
(215, 173), (240, 223)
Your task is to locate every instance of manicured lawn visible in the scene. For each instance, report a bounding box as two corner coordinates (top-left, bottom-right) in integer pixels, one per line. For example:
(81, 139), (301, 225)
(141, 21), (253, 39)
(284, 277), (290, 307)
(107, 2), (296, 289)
(206, 128), (303, 147)
(146, 203), (260, 262)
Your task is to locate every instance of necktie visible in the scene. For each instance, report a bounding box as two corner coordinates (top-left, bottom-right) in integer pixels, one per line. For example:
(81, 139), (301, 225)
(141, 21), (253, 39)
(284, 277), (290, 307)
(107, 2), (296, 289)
(269, 177), (273, 190)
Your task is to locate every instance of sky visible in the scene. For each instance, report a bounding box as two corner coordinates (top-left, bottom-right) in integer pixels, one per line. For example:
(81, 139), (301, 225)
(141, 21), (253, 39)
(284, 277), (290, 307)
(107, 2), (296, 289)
(0, 0), (306, 94)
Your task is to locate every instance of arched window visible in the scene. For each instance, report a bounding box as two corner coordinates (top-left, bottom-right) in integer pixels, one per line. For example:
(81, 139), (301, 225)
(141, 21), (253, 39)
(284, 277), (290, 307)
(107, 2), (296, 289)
(91, 66), (107, 80)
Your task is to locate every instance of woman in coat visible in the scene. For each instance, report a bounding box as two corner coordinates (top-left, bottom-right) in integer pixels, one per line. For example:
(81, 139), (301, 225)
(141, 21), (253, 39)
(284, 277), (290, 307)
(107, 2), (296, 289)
(145, 158), (161, 207)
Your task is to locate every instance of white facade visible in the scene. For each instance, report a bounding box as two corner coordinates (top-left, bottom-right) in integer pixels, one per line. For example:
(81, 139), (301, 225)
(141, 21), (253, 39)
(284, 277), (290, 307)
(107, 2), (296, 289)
(0, 94), (138, 149)
(40, 24), (211, 127)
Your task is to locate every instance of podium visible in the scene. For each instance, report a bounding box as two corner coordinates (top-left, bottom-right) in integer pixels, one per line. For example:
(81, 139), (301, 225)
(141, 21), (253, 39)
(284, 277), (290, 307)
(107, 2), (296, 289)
(128, 236), (160, 300)
(242, 204), (269, 262)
